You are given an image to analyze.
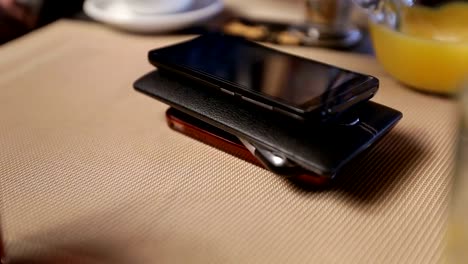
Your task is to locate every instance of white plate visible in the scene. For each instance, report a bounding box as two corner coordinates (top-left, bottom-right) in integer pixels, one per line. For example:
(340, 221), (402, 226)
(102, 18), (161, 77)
(83, 0), (224, 33)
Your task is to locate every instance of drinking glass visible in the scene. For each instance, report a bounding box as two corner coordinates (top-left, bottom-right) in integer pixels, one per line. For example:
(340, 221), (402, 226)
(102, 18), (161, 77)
(446, 83), (468, 263)
(302, 0), (362, 48)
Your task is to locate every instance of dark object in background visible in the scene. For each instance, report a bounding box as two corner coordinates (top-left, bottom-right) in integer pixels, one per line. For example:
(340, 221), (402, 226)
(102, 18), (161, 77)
(36, 0), (84, 26)
(0, 6), (30, 44)
(419, 0), (462, 7)
(0, 0), (84, 44)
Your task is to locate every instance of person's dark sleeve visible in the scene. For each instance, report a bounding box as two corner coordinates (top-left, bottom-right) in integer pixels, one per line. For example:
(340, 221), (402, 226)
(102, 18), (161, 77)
(37, 0), (84, 26)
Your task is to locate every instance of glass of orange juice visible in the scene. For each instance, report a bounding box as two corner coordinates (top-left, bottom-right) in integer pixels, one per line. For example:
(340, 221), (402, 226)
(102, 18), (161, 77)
(354, 0), (468, 94)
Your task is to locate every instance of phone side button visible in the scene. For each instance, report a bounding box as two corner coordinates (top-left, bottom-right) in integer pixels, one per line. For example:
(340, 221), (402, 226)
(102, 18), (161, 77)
(241, 96), (273, 110)
(219, 88), (236, 96)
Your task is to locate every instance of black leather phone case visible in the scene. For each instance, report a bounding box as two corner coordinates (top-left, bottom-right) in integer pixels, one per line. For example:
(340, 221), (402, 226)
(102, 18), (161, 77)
(134, 70), (402, 177)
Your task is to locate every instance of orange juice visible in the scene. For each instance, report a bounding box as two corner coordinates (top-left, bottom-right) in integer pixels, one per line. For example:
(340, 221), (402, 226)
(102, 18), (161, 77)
(369, 3), (468, 94)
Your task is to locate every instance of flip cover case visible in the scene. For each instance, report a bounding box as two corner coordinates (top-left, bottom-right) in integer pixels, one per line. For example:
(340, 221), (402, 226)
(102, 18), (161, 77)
(134, 70), (402, 177)
(165, 108), (329, 186)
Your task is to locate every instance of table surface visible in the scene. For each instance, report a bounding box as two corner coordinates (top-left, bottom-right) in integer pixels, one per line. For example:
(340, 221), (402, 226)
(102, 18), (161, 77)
(0, 17), (459, 264)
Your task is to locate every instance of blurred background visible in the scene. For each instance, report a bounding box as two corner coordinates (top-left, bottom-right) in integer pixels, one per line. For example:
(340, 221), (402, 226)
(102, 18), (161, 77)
(0, 0), (370, 49)
(0, 0), (84, 44)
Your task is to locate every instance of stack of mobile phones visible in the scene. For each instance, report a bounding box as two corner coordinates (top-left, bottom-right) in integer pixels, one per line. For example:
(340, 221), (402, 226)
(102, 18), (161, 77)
(134, 33), (402, 186)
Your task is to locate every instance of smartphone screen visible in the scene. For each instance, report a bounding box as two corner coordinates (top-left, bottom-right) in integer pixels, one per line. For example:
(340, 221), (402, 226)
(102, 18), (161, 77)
(149, 34), (378, 119)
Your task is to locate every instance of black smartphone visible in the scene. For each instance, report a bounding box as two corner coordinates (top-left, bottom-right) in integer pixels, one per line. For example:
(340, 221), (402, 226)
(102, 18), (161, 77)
(148, 33), (378, 120)
(134, 70), (402, 178)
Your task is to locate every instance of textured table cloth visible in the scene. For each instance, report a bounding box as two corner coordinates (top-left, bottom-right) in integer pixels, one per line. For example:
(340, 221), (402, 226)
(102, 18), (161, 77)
(0, 20), (458, 264)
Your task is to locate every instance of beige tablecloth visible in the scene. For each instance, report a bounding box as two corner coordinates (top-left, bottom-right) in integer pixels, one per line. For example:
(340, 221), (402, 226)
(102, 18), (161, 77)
(0, 20), (458, 264)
